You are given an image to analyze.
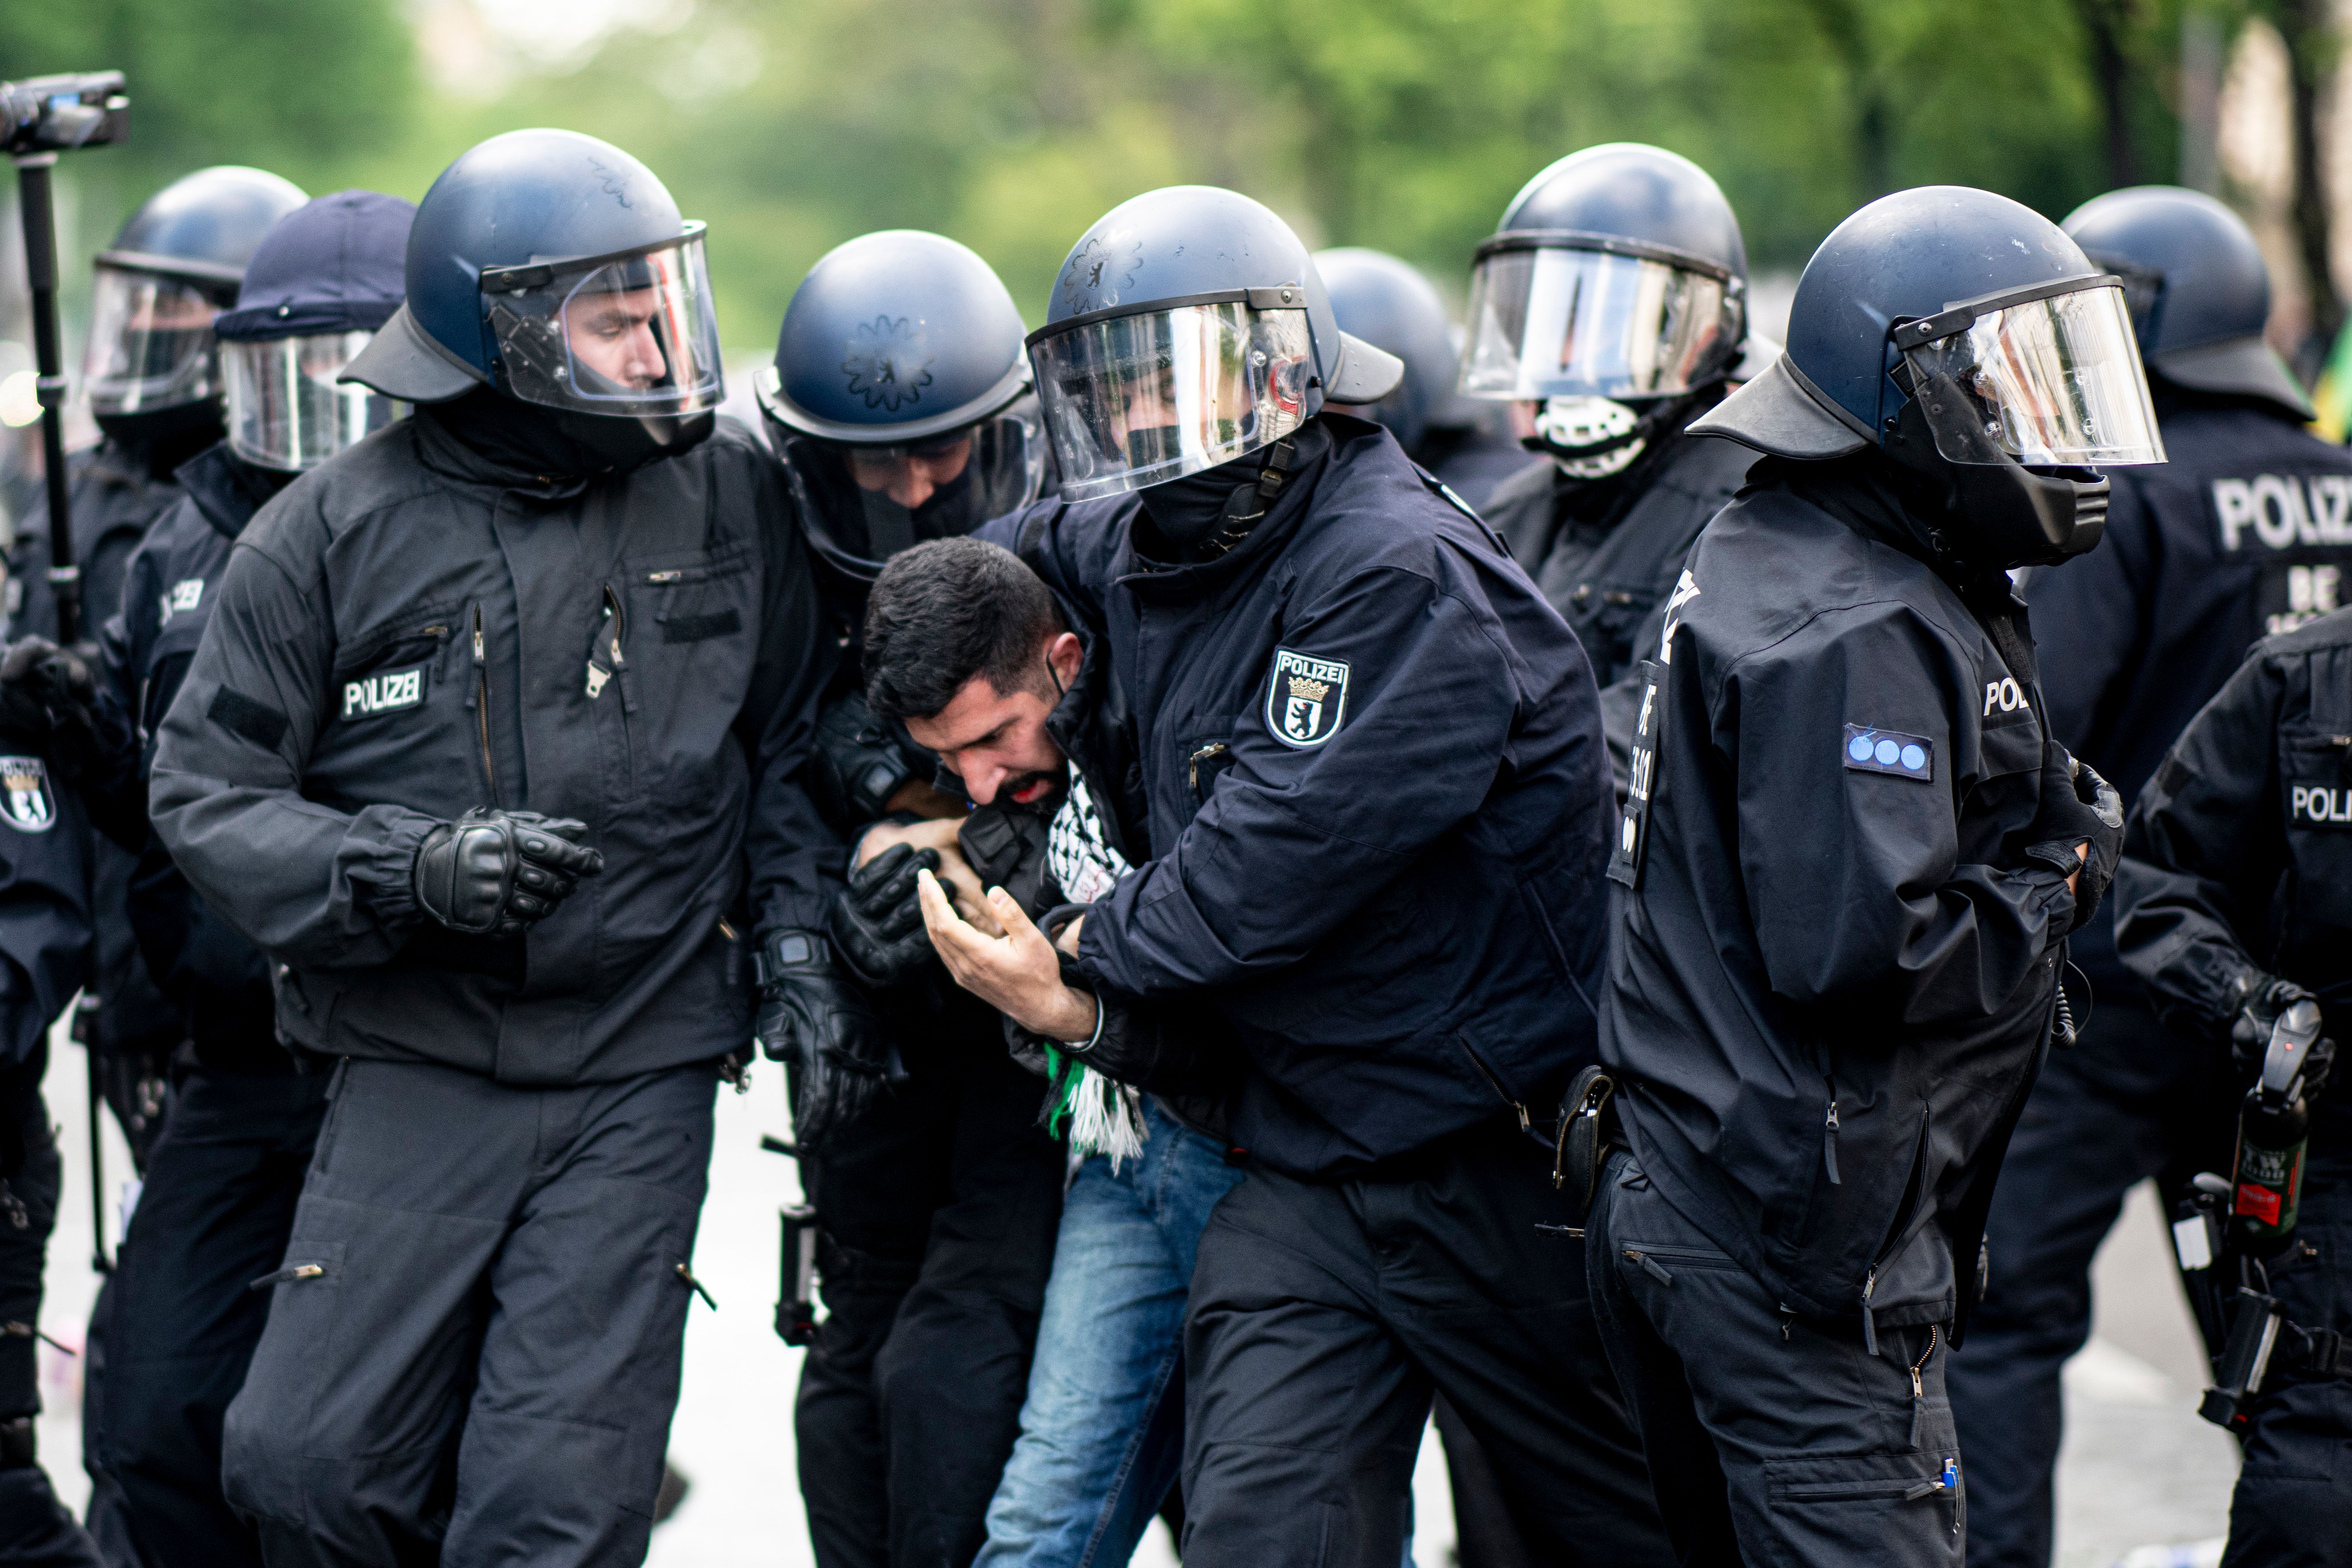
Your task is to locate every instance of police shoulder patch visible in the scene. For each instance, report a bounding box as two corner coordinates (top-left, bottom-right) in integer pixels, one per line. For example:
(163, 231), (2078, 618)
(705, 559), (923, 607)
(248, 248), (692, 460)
(1265, 649), (1350, 749)
(1843, 724), (1933, 782)
(0, 756), (56, 833)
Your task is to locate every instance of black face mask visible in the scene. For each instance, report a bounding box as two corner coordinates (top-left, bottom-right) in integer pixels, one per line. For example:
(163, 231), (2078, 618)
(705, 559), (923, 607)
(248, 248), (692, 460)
(97, 401), (227, 477)
(1881, 376), (2107, 571)
(430, 389), (714, 483)
(1140, 456), (1264, 547)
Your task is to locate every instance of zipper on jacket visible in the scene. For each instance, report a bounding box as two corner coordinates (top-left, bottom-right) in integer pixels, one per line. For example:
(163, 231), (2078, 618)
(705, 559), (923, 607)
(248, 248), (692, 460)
(1860, 1266), (1878, 1355)
(246, 1262), (326, 1292)
(1823, 1082), (1842, 1186)
(472, 605), (497, 803)
(1907, 1324), (1939, 1449)
(1187, 741), (1228, 797)
(1456, 1037), (1535, 1134)
(1622, 1248), (1675, 1286)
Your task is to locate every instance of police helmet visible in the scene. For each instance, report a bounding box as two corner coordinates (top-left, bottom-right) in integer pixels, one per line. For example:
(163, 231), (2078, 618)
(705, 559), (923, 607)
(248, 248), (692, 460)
(343, 129), (724, 424)
(214, 191), (417, 472)
(756, 230), (1046, 583)
(1458, 145), (1763, 474)
(1026, 186), (1403, 501)
(1694, 186), (2166, 566)
(83, 165), (309, 424)
(2062, 186), (2310, 421)
(1314, 248), (1464, 455)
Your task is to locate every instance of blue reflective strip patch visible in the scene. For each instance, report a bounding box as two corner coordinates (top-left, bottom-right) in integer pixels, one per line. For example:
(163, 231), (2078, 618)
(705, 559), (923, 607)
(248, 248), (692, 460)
(1843, 724), (1933, 782)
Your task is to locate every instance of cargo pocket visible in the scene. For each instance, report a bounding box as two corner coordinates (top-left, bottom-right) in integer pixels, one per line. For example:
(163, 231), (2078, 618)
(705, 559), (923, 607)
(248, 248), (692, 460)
(222, 1237), (347, 1525)
(1764, 1448), (1963, 1565)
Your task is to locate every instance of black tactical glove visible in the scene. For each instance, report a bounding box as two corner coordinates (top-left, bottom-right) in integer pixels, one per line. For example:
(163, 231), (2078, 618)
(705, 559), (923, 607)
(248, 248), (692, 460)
(412, 809), (603, 936)
(0, 636), (132, 783)
(2228, 969), (2319, 1063)
(755, 928), (895, 1149)
(2024, 741), (2124, 931)
(810, 691), (916, 827)
(829, 842), (941, 989)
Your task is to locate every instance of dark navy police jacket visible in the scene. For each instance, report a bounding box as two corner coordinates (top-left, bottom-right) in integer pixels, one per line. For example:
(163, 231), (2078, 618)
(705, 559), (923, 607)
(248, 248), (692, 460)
(985, 414), (1615, 1179)
(2024, 393), (2352, 1007)
(150, 413), (837, 1085)
(1604, 456), (2075, 1336)
(2117, 606), (2352, 1158)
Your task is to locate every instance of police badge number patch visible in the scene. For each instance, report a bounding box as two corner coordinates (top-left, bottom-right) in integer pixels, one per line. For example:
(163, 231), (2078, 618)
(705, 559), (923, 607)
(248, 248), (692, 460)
(0, 757), (56, 833)
(1265, 650), (1350, 749)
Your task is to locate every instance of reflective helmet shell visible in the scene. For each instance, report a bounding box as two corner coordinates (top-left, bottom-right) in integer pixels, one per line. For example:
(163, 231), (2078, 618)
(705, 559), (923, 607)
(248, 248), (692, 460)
(1789, 186), (2100, 439)
(100, 165), (310, 299)
(1314, 247), (1459, 451)
(2063, 186), (2268, 355)
(405, 128), (692, 381)
(2061, 185), (2307, 418)
(1494, 142), (1748, 283)
(769, 230), (1030, 442)
(1044, 186), (1395, 411)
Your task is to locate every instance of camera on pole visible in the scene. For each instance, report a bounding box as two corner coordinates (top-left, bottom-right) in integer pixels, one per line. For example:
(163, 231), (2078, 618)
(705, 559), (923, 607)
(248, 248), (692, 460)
(4, 71), (129, 652)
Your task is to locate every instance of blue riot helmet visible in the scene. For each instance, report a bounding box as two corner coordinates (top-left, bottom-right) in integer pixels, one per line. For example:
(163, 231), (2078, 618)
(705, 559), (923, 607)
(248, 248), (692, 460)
(1313, 248), (1461, 455)
(756, 230), (1045, 583)
(1693, 186), (2166, 567)
(1026, 186), (1403, 501)
(83, 166), (310, 432)
(1459, 145), (1752, 476)
(2062, 186), (2311, 421)
(342, 129), (724, 432)
(215, 191), (417, 472)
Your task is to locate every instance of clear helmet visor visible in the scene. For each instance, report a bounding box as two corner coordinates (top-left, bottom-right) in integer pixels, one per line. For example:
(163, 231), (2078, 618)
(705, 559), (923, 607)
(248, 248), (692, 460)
(768, 393), (1048, 582)
(83, 265), (224, 416)
(481, 228), (726, 418)
(1029, 302), (1312, 501)
(223, 332), (406, 471)
(1459, 247), (1738, 401)
(1901, 283), (2165, 467)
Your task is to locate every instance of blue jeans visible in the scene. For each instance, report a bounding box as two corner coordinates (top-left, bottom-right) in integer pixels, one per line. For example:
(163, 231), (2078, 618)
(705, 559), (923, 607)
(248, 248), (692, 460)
(973, 1099), (1243, 1568)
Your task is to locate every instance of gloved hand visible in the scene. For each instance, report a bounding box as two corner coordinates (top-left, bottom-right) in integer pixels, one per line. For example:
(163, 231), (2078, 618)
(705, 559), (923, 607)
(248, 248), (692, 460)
(755, 928), (894, 1149)
(2024, 741), (2124, 931)
(412, 809), (603, 935)
(829, 843), (940, 989)
(0, 637), (132, 782)
(2228, 969), (2319, 1060)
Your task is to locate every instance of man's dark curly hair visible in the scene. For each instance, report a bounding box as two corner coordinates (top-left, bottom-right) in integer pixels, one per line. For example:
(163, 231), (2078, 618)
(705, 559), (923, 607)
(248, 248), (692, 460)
(863, 538), (1065, 721)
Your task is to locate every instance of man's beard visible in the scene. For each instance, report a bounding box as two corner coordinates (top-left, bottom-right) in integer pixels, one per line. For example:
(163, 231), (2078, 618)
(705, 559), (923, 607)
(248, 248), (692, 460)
(1001, 767), (1066, 815)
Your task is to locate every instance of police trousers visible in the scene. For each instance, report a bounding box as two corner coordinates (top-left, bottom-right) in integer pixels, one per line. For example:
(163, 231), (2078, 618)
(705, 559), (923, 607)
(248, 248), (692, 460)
(221, 1055), (716, 1568)
(1178, 1123), (1670, 1568)
(1588, 1150), (1964, 1568)
(0, 1072), (103, 1568)
(84, 1066), (328, 1568)
(794, 1039), (1063, 1568)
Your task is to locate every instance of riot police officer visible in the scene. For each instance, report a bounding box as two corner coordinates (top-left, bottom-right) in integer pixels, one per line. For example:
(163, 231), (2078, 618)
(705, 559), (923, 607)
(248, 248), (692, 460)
(1943, 186), (2352, 1568)
(1588, 186), (2157, 1565)
(19, 166), (307, 1174)
(920, 184), (1670, 1568)
(1313, 246), (1532, 510)
(0, 652), (108, 1568)
(751, 229), (1065, 1568)
(1461, 144), (1765, 690)
(147, 130), (837, 1563)
(2112, 608), (2352, 1567)
(67, 190), (412, 1568)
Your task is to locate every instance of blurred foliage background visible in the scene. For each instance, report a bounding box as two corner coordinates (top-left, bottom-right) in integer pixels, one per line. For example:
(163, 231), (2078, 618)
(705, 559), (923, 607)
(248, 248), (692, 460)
(0, 0), (2340, 354)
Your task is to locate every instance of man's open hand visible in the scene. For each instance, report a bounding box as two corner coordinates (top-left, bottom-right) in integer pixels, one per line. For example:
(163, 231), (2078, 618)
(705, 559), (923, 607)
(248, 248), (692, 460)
(917, 869), (1098, 1042)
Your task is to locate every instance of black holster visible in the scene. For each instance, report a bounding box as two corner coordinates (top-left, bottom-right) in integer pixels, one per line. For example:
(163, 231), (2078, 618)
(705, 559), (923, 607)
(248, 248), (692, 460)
(1552, 1064), (1621, 1237)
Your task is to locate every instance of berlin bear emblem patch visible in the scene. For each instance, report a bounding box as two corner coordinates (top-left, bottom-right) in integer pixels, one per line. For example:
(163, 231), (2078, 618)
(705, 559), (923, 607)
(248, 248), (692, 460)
(1265, 650), (1349, 749)
(0, 757), (55, 833)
